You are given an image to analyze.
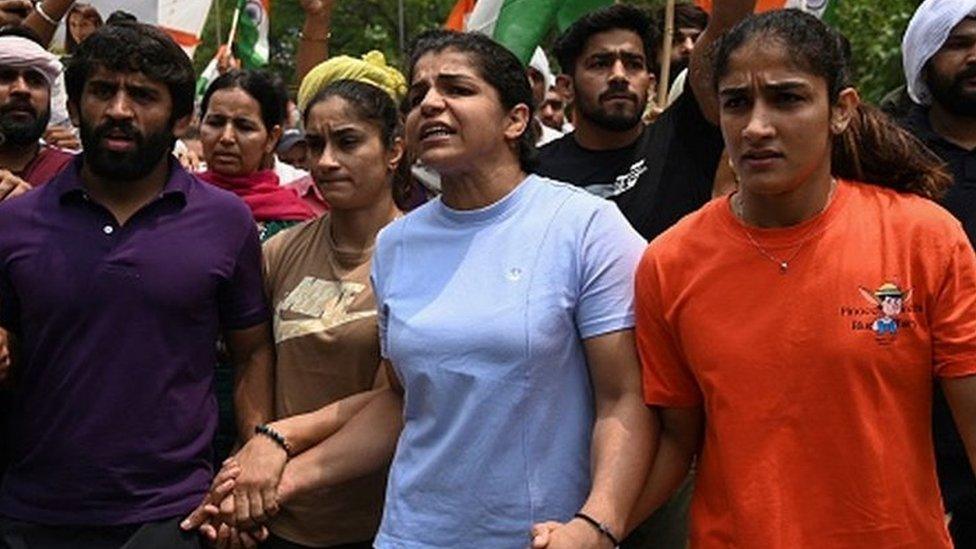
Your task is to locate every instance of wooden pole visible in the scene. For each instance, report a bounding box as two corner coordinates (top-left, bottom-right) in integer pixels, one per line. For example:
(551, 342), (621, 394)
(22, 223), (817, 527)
(215, 0), (223, 46)
(656, 0), (676, 107)
(398, 0), (406, 59)
(226, 3), (242, 48)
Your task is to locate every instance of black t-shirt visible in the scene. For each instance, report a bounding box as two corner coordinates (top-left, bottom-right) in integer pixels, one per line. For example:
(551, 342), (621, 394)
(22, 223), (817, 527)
(900, 104), (976, 512)
(535, 89), (725, 241)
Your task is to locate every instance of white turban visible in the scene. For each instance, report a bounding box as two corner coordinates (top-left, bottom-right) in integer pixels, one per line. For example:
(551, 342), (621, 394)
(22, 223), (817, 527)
(0, 36), (62, 87)
(529, 47), (555, 90)
(902, 0), (976, 105)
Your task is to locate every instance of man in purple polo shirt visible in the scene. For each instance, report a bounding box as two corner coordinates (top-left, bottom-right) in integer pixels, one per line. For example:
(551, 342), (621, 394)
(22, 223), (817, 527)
(0, 22), (274, 548)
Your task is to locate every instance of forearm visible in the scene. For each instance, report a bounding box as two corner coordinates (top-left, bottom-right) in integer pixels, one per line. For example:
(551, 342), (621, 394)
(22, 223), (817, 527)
(233, 352), (275, 441)
(270, 388), (383, 455)
(296, 13), (333, 85)
(625, 412), (700, 532)
(24, 0), (73, 47)
(942, 375), (976, 476)
(278, 387), (403, 502)
(579, 394), (655, 538)
(688, 0), (757, 123)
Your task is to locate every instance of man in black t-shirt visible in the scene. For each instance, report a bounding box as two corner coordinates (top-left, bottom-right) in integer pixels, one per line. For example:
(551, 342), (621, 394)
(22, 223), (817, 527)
(535, 5), (755, 548)
(900, 8), (976, 547)
(537, 4), (727, 242)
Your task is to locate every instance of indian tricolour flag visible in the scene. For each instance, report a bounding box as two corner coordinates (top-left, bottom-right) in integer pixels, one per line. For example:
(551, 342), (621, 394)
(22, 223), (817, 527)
(695, 0), (838, 22)
(237, 0), (271, 68)
(447, 0), (612, 64)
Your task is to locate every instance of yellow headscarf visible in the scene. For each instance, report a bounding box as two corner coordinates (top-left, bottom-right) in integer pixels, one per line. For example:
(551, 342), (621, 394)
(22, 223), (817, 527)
(297, 50), (407, 114)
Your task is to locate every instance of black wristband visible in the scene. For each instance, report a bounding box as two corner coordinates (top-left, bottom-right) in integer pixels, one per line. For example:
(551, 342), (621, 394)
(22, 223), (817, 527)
(254, 423), (292, 456)
(573, 512), (619, 547)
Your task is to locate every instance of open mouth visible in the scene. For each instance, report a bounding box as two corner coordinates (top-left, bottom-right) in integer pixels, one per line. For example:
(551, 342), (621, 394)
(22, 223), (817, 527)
(102, 129), (137, 152)
(419, 122), (455, 142)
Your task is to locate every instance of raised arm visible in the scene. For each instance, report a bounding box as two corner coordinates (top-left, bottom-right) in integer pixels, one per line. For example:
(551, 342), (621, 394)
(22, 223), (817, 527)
(296, 0), (336, 85)
(23, 0), (74, 48)
(688, 0), (756, 124)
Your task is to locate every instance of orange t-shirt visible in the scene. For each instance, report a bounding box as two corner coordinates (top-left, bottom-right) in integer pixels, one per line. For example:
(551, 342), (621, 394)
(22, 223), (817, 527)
(637, 180), (976, 548)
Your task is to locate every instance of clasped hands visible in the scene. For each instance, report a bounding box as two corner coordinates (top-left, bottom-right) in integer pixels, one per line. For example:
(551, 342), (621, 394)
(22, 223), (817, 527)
(181, 434), (290, 547)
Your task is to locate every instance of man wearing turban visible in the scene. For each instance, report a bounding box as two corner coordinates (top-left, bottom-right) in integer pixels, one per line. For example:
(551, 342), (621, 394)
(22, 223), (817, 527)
(900, 1), (976, 545)
(0, 26), (72, 200)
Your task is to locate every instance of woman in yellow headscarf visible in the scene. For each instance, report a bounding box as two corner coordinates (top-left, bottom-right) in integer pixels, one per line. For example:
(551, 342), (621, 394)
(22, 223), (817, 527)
(183, 51), (409, 549)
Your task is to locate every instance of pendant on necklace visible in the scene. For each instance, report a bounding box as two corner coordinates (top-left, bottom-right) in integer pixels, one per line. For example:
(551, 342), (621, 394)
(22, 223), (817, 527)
(779, 262), (788, 273)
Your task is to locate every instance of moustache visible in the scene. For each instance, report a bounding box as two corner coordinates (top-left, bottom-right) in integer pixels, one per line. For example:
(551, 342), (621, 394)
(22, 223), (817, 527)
(598, 86), (639, 103)
(953, 65), (976, 86)
(93, 121), (141, 144)
(0, 100), (37, 118)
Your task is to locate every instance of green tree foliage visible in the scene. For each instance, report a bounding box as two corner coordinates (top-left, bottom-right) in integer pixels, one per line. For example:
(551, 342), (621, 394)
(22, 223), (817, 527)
(195, 0), (923, 103)
(631, 0), (923, 104)
(195, 0), (454, 91)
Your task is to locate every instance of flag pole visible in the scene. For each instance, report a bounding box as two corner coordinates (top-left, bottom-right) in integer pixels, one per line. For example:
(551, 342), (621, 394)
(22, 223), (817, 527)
(226, 3), (242, 48)
(656, 0), (675, 107)
(398, 0), (406, 58)
(215, 0), (223, 46)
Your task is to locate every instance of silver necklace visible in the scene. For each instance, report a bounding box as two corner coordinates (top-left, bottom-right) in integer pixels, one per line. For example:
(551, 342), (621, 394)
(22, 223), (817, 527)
(733, 180), (836, 274)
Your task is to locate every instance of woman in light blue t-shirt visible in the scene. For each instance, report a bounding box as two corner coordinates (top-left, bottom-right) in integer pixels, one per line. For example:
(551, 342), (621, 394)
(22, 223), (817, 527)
(200, 30), (655, 549)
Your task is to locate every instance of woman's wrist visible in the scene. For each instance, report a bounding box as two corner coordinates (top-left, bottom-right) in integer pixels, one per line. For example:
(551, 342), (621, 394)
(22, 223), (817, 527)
(35, 0), (73, 23)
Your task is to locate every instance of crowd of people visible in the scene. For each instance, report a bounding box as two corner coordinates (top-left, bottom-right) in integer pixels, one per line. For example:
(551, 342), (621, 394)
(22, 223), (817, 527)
(0, 0), (974, 547)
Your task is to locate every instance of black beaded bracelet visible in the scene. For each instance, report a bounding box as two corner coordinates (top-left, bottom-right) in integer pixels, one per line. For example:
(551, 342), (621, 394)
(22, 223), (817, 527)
(574, 512), (619, 547)
(254, 424), (292, 456)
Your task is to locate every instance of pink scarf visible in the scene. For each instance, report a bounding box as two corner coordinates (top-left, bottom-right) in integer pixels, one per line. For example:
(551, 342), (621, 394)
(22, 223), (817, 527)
(199, 169), (316, 222)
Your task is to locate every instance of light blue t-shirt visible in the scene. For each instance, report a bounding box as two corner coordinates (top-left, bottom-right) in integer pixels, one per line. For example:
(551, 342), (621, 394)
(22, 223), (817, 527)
(371, 175), (646, 548)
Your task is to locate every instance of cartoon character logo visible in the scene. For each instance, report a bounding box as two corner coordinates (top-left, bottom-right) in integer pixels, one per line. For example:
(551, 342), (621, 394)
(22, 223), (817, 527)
(858, 282), (912, 337)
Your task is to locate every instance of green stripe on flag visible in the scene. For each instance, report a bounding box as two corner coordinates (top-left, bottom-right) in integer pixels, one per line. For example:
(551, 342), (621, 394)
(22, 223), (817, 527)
(556, 0), (612, 34)
(235, 0), (268, 69)
(493, 0), (614, 65)
(493, 0), (562, 65)
(822, 0), (839, 26)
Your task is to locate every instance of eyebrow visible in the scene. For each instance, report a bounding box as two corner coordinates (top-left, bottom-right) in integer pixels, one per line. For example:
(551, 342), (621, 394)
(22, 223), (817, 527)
(718, 81), (810, 95)
(589, 51), (646, 61)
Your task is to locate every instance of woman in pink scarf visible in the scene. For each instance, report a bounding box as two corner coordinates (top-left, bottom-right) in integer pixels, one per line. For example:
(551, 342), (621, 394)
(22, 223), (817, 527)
(199, 70), (316, 242)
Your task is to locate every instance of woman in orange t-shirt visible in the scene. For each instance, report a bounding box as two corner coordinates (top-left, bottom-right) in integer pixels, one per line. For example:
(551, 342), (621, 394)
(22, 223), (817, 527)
(631, 9), (976, 549)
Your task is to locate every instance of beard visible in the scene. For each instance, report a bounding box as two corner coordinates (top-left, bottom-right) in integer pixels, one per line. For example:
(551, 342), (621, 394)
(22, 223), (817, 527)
(0, 100), (50, 146)
(576, 83), (646, 132)
(927, 64), (976, 117)
(79, 117), (174, 181)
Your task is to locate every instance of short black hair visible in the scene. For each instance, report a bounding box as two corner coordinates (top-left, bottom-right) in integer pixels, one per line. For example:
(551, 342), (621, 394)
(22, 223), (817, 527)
(553, 4), (658, 77)
(662, 2), (709, 33)
(201, 69), (288, 132)
(0, 24), (45, 46)
(406, 30), (538, 173)
(65, 22), (195, 122)
(105, 10), (137, 25)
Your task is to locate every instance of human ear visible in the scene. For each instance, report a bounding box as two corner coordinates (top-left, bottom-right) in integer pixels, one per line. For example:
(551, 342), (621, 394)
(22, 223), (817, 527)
(555, 74), (574, 105)
(504, 103), (531, 141)
(387, 136), (405, 172)
(172, 113), (193, 139)
(265, 124), (283, 154)
(67, 100), (80, 127)
(830, 87), (860, 135)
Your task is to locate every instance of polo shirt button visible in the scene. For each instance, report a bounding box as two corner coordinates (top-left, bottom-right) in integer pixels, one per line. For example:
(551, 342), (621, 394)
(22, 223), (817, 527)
(103, 225), (114, 235)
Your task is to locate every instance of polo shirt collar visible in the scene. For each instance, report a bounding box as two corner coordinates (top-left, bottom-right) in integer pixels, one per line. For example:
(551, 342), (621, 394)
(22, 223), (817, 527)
(57, 155), (191, 204)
